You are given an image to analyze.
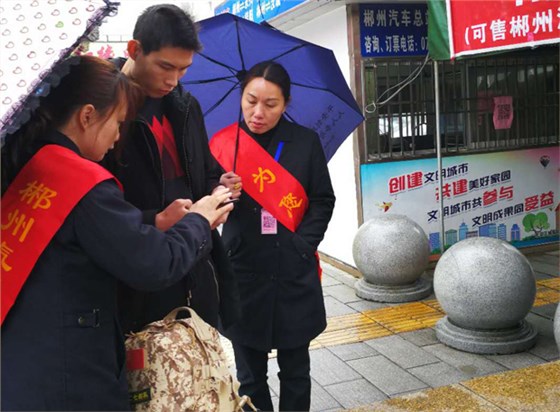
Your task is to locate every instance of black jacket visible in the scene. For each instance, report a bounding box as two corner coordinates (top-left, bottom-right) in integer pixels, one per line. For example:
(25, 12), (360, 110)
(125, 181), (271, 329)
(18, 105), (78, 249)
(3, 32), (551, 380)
(105, 58), (240, 333)
(2, 131), (213, 411)
(220, 119), (336, 351)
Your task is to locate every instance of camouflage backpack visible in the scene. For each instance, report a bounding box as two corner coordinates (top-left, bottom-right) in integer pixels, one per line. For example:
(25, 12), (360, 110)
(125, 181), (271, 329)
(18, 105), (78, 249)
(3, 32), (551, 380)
(125, 307), (255, 412)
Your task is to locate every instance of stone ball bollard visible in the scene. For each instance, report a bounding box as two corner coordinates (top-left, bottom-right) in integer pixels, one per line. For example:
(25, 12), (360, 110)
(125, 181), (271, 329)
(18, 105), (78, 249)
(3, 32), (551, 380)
(434, 237), (537, 354)
(554, 303), (560, 354)
(353, 214), (432, 302)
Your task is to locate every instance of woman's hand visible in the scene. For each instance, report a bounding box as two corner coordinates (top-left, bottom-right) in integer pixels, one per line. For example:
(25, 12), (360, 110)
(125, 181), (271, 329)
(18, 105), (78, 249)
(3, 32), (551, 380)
(190, 187), (234, 229)
(155, 199), (193, 231)
(218, 171), (242, 199)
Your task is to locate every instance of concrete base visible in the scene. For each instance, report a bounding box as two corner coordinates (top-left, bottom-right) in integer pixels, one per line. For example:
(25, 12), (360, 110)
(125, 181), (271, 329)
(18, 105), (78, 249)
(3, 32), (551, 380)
(436, 316), (538, 355)
(355, 276), (432, 303)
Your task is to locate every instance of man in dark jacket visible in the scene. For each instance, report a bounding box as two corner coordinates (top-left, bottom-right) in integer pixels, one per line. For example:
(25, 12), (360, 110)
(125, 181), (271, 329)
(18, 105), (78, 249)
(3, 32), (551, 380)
(104, 4), (240, 334)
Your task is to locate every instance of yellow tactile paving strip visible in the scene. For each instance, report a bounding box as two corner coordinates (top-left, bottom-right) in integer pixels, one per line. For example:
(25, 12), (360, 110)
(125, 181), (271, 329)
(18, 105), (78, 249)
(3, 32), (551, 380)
(350, 384), (503, 412)
(311, 278), (560, 349)
(350, 361), (560, 412)
(312, 314), (389, 350)
(221, 277), (558, 361)
(539, 277), (560, 291)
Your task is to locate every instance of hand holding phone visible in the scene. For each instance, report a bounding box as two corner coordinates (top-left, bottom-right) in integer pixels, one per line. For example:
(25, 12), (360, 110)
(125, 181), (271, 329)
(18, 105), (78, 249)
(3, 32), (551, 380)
(190, 188), (233, 229)
(217, 198), (240, 209)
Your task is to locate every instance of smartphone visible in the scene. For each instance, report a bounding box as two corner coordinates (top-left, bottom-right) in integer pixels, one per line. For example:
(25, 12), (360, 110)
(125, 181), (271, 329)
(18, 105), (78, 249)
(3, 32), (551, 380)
(217, 198), (240, 209)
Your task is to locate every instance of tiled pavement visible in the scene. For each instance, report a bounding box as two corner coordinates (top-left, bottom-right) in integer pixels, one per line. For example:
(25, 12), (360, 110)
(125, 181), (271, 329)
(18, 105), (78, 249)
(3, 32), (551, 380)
(222, 248), (560, 411)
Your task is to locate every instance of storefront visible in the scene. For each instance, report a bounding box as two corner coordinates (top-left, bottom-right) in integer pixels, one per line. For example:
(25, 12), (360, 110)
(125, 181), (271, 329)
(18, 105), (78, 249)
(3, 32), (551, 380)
(216, 0), (560, 269)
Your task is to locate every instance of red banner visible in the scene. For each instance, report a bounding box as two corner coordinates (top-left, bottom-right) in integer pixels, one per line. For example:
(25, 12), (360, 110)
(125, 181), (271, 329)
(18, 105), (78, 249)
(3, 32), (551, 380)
(447, 0), (560, 58)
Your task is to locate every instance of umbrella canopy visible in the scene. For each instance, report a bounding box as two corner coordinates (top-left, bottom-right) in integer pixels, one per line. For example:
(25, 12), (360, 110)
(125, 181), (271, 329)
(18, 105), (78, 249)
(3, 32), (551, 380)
(0, 0), (119, 145)
(182, 13), (364, 161)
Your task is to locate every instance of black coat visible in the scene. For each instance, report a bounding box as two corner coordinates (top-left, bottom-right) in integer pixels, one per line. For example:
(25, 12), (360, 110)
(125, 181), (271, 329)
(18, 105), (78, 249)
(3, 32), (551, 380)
(1, 132), (213, 411)
(105, 59), (240, 332)
(220, 119), (335, 351)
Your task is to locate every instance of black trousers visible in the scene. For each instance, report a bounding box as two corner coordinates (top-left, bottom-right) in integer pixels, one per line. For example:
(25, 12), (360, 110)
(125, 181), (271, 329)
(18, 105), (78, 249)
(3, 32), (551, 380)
(232, 342), (311, 412)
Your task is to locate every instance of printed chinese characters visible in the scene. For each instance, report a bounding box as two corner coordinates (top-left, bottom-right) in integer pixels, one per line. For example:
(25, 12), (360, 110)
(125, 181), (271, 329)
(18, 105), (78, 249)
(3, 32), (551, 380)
(1, 180), (58, 272)
(252, 167), (276, 193)
(279, 193), (303, 218)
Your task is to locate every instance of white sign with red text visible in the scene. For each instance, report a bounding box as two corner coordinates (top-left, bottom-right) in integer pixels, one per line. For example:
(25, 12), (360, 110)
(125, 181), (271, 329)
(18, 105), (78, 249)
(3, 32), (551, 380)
(446, 0), (560, 58)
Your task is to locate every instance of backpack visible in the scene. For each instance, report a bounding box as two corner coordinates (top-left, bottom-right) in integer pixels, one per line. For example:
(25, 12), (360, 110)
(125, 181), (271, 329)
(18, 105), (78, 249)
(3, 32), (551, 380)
(125, 306), (255, 412)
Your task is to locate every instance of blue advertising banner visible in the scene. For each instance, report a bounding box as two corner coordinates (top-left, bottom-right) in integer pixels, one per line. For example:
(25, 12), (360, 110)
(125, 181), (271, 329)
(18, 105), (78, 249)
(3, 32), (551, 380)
(360, 3), (429, 57)
(214, 0), (306, 23)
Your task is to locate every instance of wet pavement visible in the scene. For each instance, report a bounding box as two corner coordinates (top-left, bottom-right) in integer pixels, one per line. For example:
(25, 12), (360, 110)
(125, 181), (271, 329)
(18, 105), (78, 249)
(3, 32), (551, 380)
(222, 248), (559, 411)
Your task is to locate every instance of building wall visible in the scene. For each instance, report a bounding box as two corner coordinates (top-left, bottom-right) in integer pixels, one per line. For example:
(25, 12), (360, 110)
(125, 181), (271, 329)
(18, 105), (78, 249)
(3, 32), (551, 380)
(286, 7), (359, 266)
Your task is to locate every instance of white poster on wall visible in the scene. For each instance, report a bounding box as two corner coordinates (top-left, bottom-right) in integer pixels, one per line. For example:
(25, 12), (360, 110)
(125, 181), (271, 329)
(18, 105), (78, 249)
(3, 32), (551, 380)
(361, 147), (559, 254)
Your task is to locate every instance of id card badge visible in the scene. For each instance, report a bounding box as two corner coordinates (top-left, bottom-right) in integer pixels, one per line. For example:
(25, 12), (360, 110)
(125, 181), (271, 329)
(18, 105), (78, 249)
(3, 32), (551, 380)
(261, 209), (277, 235)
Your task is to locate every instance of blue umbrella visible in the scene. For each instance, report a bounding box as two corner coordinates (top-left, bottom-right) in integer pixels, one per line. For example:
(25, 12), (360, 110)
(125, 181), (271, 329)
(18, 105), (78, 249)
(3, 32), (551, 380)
(182, 13), (364, 162)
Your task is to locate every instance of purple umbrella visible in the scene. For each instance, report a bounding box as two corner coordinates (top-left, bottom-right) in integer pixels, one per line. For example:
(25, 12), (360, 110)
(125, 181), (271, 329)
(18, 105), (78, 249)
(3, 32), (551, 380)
(181, 13), (364, 162)
(0, 0), (119, 145)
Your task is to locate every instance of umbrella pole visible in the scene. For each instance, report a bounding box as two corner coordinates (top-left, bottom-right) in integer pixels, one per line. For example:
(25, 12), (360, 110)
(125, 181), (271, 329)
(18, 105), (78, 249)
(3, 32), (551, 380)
(233, 125), (240, 173)
(434, 60), (445, 253)
(232, 105), (243, 173)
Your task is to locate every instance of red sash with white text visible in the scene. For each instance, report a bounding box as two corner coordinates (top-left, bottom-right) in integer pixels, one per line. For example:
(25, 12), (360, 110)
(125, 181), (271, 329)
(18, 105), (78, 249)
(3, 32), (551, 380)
(210, 123), (308, 232)
(1, 145), (121, 325)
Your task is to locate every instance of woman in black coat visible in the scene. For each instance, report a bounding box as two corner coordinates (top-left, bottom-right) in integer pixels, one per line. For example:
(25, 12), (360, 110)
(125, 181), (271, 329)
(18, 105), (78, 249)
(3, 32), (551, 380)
(211, 61), (336, 411)
(0, 56), (234, 411)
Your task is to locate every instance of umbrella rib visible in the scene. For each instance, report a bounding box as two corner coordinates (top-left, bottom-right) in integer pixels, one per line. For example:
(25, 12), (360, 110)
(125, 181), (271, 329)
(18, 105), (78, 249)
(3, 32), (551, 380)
(270, 44), (306, 61)
(197, 52), (239, 76)
(185, 75), (238, 85)
(235, 18), (246, 71)
(283, 112), (298, 124)
(234, 19), (310, 68)
(203, 82), (241, 117)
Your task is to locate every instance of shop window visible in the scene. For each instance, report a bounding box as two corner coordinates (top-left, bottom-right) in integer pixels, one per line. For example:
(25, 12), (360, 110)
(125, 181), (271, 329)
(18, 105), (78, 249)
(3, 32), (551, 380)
(363, 46), (559, 162)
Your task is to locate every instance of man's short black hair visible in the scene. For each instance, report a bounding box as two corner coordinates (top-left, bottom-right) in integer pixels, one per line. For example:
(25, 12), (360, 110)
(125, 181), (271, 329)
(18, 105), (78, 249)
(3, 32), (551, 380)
(133, 4), (202, 55)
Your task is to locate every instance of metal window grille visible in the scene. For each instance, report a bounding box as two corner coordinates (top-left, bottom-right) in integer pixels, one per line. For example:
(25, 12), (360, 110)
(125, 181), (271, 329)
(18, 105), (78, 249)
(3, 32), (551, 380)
(363, 46), (559, 162)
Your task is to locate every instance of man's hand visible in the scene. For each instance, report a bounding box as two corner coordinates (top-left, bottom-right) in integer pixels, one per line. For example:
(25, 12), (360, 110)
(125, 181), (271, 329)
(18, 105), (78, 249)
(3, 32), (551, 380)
(155, 199), (193, 231)
(218, 171), (242, 199)
(190, 187), (234, 229)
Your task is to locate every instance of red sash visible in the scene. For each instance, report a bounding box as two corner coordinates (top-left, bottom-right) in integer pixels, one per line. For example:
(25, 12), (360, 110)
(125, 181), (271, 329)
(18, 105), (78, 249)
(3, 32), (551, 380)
(211, 124), (324, 280)
(210, 123), (308, 232)
(1, 145), (121, 325)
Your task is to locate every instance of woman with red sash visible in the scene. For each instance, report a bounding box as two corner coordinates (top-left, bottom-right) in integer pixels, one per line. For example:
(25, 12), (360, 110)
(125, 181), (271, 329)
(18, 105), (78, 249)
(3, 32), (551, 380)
(211, 61), (336, 411)
(0, 56), (234, 411)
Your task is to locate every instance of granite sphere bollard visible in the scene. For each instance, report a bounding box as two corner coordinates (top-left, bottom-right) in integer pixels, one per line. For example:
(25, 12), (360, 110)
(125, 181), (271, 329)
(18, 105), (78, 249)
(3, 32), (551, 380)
(434, 237), (537, 354)
(353, 214), (432, 302)
(554, 303), (560, 353)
